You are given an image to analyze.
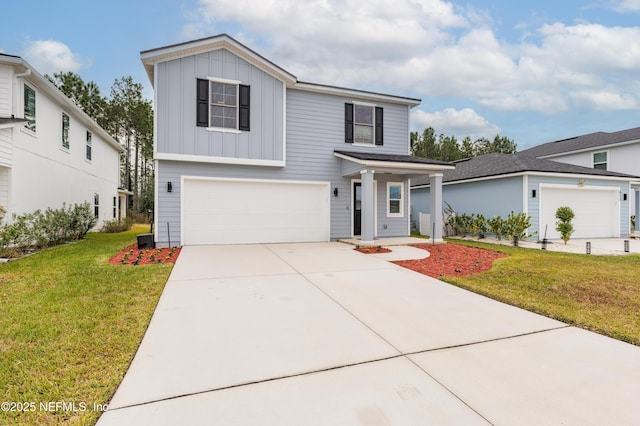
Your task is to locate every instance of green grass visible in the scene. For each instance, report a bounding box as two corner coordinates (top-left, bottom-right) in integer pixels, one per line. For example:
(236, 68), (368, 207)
(0, 225), (173, 425)
(442, 239), (640, 346)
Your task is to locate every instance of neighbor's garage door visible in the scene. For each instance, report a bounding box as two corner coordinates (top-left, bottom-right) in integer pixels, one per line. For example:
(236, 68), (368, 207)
(182, 178), (330, 245)
(539, 185), (620, 239)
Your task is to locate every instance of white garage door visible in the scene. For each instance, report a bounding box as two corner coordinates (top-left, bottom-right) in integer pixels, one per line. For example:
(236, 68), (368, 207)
(539, 185), (620, 239)
(182, 178), (330, 245)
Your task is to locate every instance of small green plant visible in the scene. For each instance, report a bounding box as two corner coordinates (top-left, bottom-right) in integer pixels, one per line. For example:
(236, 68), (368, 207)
(555, 206), (575, 244)
(488, 216), (506, 240)
(469, 214), (487, 239)
(504, 211), (536, 242)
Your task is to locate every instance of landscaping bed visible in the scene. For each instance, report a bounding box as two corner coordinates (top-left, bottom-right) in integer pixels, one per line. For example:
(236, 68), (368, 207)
(354, 246), (392, 254)
(109, 245), (181, 266)
(393, 243), (507, 278)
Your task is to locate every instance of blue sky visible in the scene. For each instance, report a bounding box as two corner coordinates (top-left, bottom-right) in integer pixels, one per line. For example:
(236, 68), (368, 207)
(2, 0), (639, 149)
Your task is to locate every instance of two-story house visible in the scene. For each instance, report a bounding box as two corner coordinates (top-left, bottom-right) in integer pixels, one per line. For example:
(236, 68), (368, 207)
(519, 128), (640, 222)
(0, 54), (126, 228)
(141, 34), (453, 247)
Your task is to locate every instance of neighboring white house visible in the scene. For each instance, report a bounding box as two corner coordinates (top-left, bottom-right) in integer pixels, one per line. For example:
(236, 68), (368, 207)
(519, 127), (640, 220)
(0, 54), (126, 227)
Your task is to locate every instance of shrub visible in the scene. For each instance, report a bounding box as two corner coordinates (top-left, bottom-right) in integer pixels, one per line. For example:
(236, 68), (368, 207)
(488, 216), (506, 240)
(555, 206), (575, 244)
(504, 211), (536, 242)
(469, 214), (487, 239)
(101, 217), (134, 233)
(0, 202), (96, 257)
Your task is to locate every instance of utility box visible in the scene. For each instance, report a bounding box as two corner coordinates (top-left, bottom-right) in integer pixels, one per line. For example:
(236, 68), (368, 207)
(137, 233), (155, 250)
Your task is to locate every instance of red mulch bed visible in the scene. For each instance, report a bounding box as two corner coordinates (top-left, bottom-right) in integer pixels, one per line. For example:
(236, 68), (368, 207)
(109, 244), (181, 266)
(393, 243), (507, 278)
(355, 246), (392, 254)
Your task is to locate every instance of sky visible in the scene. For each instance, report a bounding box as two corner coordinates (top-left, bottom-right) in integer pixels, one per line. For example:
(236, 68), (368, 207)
(1, 0), (639, 149)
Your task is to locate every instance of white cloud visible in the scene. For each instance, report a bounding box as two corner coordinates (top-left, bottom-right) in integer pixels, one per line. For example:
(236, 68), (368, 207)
(184, 0), (640, 115)
(610, 0), (640, 12)
(22, 40), (86, 76)
(411, 108), (500, 139)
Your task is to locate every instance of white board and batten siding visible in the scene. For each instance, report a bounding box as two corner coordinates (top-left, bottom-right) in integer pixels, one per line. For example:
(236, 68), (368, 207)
(181, 177), (330, 245)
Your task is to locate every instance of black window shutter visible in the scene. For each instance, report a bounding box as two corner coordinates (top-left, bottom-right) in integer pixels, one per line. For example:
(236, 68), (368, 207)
(375, 106), (383, 145)
(345, 103), (354, 143)
(239, 84), (250, 131)
(196, 79), (209, 127)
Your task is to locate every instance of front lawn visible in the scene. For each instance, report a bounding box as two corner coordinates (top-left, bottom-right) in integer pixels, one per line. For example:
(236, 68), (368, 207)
(440, 239), (640, 346)
(0, 225), (173, 425)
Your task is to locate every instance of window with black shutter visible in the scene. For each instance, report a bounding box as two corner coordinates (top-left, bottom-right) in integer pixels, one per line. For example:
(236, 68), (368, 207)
(344, 103), (383, 145)
(196, 78), (250, 131)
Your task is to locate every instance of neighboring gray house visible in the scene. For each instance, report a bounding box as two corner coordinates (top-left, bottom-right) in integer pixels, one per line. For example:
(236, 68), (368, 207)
(519, 127), (640, 218)
(141, 34), (453, 246)
(411, 153), (638, 240)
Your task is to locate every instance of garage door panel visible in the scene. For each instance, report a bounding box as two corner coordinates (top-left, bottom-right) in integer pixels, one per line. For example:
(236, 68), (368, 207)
(182, 178), (330, 245)
(540, 186), (619, 239)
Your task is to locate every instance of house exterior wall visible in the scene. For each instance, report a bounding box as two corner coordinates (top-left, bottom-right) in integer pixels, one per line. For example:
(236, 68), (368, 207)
(0, 66), (122, 228)
(526, 175), (630, 238)
(411, 176), (523, 226)
(0, 66), (11, 116)
(155, 50), (285, 162)
(154, 79), (414, 245)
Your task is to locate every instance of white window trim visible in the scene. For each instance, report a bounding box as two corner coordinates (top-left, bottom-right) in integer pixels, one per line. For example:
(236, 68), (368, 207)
(206, 77), (241, 133)
(592, 150), (608, 170)
(387, 181), (404, 218)
(352, 101), (376, 145)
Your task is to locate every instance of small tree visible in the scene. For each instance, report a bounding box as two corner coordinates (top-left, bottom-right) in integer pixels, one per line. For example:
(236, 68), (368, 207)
(555, 206), (575, 244)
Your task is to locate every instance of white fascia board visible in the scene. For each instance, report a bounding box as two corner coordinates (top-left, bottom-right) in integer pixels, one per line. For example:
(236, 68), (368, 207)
(294, 82), (422, 107)
(334, 152), (454, 173)
(140, 35), (297, 87)
(155, 152), (285, 167)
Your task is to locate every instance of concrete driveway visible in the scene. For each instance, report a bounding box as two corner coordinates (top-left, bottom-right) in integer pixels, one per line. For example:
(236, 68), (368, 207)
(98, 243), (640, 425)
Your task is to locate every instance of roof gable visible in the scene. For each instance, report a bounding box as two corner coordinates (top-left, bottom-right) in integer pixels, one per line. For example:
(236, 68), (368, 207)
(141, 34), (421, 107)
(519, 127), (640, 158)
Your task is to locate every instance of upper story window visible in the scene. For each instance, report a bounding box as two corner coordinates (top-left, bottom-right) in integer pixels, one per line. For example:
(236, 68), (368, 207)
(593, 152), (607, 170)
(345, 103), (383, 145)
(86, 131), (92, 161)
(196, 78), (250, 131)
(24, 84), (36, 132)
(61, 112), (70, 149)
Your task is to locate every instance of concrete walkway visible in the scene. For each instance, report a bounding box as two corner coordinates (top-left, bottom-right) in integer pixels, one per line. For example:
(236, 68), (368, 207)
(98, 243), (640, 425)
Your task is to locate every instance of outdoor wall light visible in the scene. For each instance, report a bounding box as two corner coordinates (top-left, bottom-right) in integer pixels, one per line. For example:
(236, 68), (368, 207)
(532, 189), (537, 198)
(333, 187), (339, 197)
(578, 179), (585, 187)
(167, 181), (173, 193)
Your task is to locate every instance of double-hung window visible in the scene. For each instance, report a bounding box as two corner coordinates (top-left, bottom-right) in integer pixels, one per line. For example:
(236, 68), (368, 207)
(593, 152), (607, 170)
(86, 131), (92, 161)
(24, 84), (36, 132)
(94, 193), (99, 218)
(387, 182), (404, 217)
(61, 113), (70, 149)
(196, 78), (250, 131)
(345, 103), (383, 145)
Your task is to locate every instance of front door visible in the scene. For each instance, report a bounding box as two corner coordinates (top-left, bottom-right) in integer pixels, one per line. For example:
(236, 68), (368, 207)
(353, 182), (361, 235)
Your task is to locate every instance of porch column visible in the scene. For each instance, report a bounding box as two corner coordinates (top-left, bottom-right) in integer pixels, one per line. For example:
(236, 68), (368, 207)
(429, 173), (444, 243)
(360, 169), (375, 244)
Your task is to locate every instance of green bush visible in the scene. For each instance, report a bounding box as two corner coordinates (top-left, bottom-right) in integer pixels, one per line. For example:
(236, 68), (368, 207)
(488, 216), (506, 240)
(100, 217), (134, 233)
(0, 202), (96, 257)
(555, 206), (575, 244)
(504, 211), (537, 242)
(447, 208), (535, 244)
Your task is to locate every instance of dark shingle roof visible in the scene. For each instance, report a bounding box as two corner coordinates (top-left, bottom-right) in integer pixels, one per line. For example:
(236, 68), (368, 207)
(334, 150), (453, 166)
(519, 127), (640, 158)
(411, 153), (638, 187)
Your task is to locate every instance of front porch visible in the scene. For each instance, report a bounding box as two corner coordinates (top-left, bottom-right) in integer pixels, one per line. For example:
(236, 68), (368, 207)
(334, 150), (454, 244)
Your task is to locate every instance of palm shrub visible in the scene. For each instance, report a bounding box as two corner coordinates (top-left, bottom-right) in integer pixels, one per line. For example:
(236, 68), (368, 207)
(555, 206), (575, 244)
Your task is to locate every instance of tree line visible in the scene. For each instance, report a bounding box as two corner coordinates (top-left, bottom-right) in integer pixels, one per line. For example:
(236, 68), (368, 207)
(411, 127), (517, 161)
(47, 72), (153, 218)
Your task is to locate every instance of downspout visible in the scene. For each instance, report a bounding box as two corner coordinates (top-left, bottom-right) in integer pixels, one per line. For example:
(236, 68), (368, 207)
(15, 68), (32, 79)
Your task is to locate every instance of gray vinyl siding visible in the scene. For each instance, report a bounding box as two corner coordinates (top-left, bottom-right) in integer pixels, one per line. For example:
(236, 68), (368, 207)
(155, 49), (284, 162)
(155, 88), (414, 245)
(411, 176), (523, 223)
(527, 175), (630, 238)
